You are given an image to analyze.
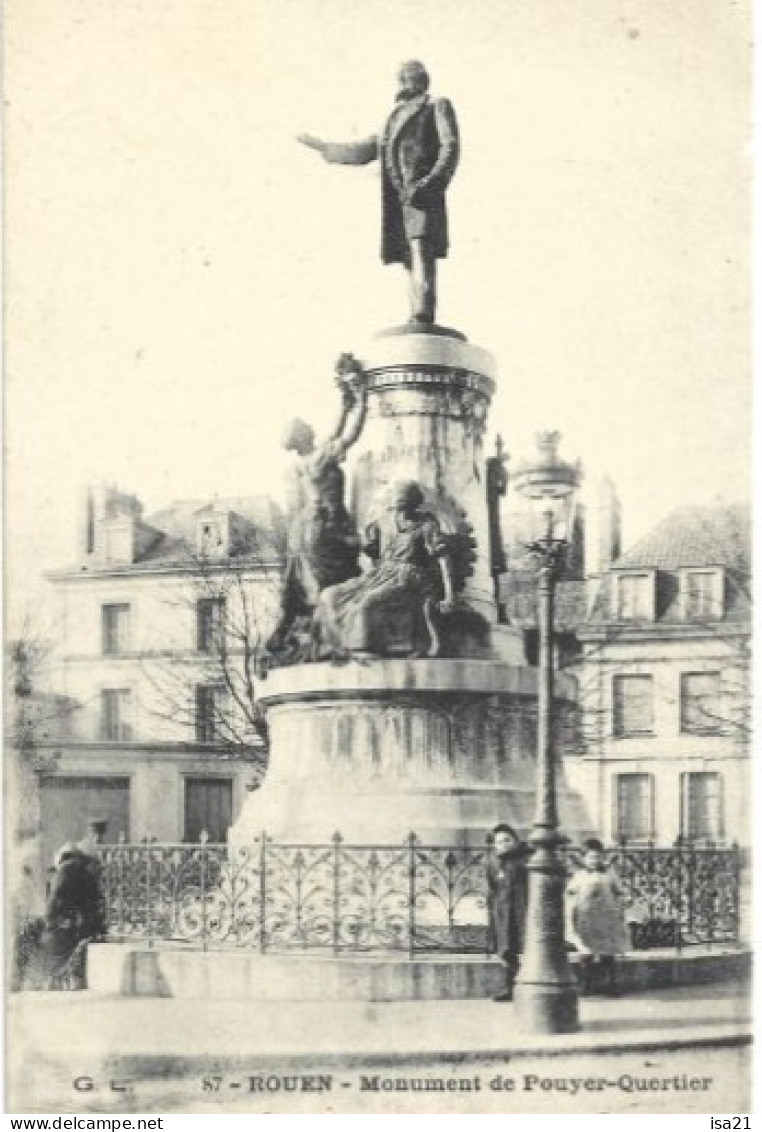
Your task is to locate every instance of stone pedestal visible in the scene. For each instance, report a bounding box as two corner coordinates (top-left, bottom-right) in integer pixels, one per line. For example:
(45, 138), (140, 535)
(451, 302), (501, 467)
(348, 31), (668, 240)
(232, 658), (591, 845)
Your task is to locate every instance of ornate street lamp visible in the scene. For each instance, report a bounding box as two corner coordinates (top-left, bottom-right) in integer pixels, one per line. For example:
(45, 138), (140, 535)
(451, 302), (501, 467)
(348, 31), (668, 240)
(512, 430), (582, 1034)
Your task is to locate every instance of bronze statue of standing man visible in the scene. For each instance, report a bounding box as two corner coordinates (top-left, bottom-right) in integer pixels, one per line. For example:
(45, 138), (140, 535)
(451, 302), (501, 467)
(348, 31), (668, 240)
(298, 61), (460, 327)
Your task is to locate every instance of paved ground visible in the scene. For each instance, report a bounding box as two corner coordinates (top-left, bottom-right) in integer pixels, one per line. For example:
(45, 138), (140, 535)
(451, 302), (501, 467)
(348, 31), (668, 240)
(7, 980), (752, 1115)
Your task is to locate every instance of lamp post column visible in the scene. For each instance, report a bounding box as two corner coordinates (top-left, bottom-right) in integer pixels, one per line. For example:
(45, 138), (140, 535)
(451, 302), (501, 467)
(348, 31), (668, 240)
(513, 531), (580, 1033)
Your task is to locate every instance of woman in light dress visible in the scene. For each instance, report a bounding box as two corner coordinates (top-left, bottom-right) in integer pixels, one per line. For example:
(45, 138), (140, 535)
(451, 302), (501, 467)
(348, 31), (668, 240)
(566, 837), (630, 995)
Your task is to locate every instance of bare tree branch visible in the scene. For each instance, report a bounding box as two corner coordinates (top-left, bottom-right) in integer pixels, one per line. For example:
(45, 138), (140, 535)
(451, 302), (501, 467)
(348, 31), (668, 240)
(139, 548), (277, 777)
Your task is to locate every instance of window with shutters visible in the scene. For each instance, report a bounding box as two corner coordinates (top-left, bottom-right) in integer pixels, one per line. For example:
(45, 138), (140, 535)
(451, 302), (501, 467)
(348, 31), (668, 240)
(613, 674), (654, 736)
(680, 672), (722, 734)
(184, 777), (233, 843)
(680, 772), (724, 842)
(196, 597), (226, 653)
(102, 603), (130, 654)
(614, 773), (654, 841)
(195, 684), (227, 743)
(681, 569), (723, 620)
(100, 688), (132, 741)
(615, 573), (653, 621)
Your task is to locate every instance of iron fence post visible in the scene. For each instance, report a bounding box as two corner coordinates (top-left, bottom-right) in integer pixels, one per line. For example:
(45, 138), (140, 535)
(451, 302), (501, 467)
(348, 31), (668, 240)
(485, 834), (494, 959)
(259, 832), (268, 954)
(199, 831), (209, 952)
(332, 831), (342, 956)
(445, 850), (456, 941)
(675, 840), (683, 954)
(733, 840), (741, 946)
(116, 834), (125, 938)
(294, 849), (305, 948)
(645, 839), (655, 925)
(707, 841), (716, 949)
(145, 841), (153, 948)
(408, 833), (417, 959)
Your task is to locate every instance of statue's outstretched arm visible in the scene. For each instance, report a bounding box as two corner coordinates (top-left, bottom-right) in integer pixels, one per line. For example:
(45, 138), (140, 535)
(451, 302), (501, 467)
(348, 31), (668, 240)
(297, 132), (378, 166)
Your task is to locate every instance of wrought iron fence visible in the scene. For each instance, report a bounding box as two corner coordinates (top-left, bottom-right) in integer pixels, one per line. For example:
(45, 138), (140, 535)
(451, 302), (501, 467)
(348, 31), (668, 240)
(97, 835), (741, 954)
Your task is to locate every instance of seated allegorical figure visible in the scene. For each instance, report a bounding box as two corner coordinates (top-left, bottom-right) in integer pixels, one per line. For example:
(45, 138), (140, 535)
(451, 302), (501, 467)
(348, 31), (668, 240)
(311, 479), (464, 659)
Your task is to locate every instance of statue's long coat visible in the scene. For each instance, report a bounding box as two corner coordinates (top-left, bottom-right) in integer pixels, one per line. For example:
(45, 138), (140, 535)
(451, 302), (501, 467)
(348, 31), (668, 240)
(322, 94), (460, 267)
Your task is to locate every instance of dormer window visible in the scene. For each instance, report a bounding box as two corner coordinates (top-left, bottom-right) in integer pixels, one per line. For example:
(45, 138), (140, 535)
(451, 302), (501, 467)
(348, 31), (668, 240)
(200, 521), (223, 552)
(195, 512), (230, 559)
(680, 568), (723, 620)
(615, 572), (654, 621)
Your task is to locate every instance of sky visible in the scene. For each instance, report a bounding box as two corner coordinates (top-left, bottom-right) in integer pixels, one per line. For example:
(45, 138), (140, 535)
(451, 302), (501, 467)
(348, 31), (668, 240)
(5, 0), (751, 628)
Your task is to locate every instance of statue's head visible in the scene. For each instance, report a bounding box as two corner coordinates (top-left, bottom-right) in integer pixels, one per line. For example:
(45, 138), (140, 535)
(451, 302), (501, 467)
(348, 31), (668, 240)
(391, 479), (425, 513)
(397, 60), (429, 100)
(282, 418), (315, 455)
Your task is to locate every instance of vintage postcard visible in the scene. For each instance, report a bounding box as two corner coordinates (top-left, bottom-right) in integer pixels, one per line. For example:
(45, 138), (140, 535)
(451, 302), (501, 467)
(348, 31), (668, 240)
(5, 0), (752, 1117)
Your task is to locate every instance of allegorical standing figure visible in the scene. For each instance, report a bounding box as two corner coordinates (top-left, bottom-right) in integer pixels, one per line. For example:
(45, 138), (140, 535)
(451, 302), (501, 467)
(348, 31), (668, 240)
(487, 823), (531, 1002)
(267, 355), (368, 656)
(298, 60), (460, 326)
(566, 837), (630, 995)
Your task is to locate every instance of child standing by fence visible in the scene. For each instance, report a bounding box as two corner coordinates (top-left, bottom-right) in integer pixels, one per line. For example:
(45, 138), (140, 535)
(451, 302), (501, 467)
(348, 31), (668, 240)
(487, 824), (531, 1002)
(566, 837), (630, 995)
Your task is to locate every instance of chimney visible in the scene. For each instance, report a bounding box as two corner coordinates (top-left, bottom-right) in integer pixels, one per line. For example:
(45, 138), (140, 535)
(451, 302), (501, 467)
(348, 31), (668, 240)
(90, 483), (144, 564)
(584, 475), (622, 613)
(82, 488), (96, 556)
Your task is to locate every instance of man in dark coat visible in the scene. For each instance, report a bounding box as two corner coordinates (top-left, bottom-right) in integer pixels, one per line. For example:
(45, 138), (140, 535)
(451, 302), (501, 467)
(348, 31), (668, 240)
(40, 845), (106, 989)
(487, 824), (531, 1002)
(298, 60), (460, 326)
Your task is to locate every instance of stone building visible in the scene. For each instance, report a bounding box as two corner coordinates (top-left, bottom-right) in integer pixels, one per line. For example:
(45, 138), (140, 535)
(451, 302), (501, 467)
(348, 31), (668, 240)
(501, 482), (750, 849)
(38, 485), (284, 870)
(566, 503), (751, 848)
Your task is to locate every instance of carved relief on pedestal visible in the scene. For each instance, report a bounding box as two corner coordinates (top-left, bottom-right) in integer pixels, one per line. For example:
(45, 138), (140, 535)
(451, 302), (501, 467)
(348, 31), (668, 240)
(266, 692), (543, 787)
(367, 370), (491, 445)
(364, 366), (494, 400)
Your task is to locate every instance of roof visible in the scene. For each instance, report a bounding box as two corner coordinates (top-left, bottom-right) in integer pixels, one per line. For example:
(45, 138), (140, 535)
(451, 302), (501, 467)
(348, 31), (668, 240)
(142, 496), (287, 563)
(591, 502), (751, 625)
(611, 504), (750, 573)
(54, 495), (287, 577)
(500, 503), (751, 630)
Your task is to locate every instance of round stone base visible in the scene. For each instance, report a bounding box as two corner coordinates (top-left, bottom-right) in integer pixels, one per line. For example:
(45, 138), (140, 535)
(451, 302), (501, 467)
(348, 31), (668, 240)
(233, 658), (590, 845)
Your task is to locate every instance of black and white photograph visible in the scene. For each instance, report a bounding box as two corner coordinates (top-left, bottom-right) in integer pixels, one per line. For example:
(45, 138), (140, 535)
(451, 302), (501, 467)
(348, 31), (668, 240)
(5, 0), (752, 1116)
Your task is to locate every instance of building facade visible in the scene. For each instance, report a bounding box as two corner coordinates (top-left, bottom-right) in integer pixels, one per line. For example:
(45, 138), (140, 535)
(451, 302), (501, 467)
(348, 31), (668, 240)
(567, 504), (750, 849)
(38, 486), (284, 870)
